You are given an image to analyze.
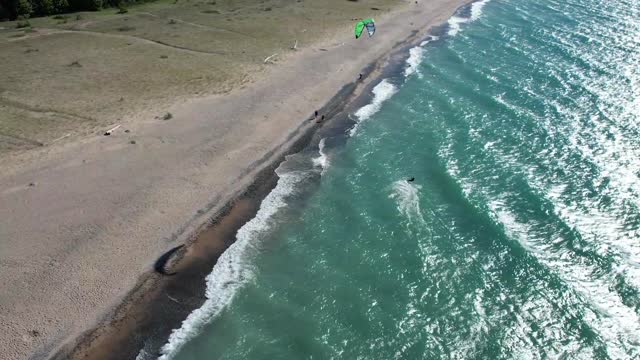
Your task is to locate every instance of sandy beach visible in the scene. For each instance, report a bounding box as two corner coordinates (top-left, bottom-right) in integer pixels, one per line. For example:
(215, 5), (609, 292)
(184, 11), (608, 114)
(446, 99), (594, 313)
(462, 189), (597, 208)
(0, 0), (471, 359)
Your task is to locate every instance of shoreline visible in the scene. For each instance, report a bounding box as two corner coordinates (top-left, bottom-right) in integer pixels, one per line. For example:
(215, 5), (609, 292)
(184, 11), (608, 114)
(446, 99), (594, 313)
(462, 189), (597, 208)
(54, 2), (480, 358)
(0, 1), (474, 359)
(49, 53), (380, 360)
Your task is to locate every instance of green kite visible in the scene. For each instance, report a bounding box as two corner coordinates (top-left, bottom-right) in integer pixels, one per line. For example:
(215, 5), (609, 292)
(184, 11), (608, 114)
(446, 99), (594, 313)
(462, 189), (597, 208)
(355, 18), (376, 39)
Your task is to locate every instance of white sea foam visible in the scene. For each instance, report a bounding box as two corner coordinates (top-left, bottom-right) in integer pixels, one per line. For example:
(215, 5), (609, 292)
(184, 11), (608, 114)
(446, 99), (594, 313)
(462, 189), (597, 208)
(447, 16), (467, 37)
(349, 79), (398, 137)
(312, 138), (329, 175)
(158, 169), (309, 359)
(403, 35), (441, 85)
(389, 180), (426, 228)
(404, 36), (439, 79)
(134, 349), (148, 360)
(404, 46), (425, 78)
(470, 0), (491, 21)
(487, 199), (640, 359)
(440, 119), (640, 356)
(448, 0), (491, 37)
(420, 35), (439, 47)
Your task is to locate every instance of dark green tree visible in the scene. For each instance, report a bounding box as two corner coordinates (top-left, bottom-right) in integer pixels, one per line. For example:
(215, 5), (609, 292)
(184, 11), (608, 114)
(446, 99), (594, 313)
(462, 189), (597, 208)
(69, 0), (102, 11)
(0, 2), (9, 20)
(33, 0), (54, 15)
(15, 0), (33, 17)
(1, 0), (33, 19)
(52, 0), (68, 13)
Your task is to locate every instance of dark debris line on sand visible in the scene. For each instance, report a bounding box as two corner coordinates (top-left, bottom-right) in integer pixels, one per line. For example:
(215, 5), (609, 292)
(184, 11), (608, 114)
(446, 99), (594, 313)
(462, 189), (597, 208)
(154, 245), (185, 276)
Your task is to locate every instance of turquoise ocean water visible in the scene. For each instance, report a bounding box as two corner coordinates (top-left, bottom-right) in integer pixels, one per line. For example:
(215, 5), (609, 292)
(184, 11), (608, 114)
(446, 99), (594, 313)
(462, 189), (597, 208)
(155, 0), (640, 358)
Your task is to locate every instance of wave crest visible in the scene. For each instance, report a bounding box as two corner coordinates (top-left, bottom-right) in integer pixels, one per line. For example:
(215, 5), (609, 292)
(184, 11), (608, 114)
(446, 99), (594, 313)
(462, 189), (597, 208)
(448, 0), (491, 37)
(158, 169), (309, 359)
(349, 80), (398, 137)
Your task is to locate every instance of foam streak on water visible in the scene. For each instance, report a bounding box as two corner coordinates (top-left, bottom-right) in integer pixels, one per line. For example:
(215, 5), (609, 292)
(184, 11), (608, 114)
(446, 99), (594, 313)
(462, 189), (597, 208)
(389, 180), (427, 229)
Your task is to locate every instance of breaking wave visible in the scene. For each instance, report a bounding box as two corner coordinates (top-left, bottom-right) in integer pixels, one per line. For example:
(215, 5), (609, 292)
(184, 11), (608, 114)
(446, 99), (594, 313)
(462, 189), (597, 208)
(158, 167), (311, 359)
(405, 46), (425, 78)
(448, 0), (491, 37)
(312, 138), (329, 175)
(405, 36), (440, 78)
(349, 80), (398, 137)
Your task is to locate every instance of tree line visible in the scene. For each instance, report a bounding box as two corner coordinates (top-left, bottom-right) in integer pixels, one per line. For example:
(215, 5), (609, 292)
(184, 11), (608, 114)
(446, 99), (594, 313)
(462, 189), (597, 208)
(0, 0), (152, 20)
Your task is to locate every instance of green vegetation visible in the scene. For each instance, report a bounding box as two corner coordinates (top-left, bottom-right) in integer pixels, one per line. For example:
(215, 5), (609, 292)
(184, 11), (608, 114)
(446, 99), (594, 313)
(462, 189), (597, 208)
(16, 19), (31, 27)
(0, 0), (154, 20)
(0, 0), (401, 154)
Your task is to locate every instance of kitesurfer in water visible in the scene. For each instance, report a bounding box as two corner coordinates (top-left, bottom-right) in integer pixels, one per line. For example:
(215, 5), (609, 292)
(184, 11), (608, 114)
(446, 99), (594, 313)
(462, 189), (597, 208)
(407, 177), (415, 182)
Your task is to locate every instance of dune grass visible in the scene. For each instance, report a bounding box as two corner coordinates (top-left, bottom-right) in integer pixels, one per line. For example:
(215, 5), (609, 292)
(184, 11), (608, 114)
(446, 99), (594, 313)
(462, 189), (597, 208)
(0, 0), (401, 154)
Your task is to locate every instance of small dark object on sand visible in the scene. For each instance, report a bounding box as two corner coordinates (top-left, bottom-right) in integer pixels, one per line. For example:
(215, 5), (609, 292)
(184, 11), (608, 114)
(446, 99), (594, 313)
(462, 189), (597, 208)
(130, 140), (136, 144)
(314, 110), (318, 118)
(124, 129), (130, 133)
(154, 245), (185, 276)
(28, 182), (36, 187)
(30, 330), (40, 337)
(103, 132), (111, 136)
(358, 73), (363, 80)
(407, 177), (415, 182)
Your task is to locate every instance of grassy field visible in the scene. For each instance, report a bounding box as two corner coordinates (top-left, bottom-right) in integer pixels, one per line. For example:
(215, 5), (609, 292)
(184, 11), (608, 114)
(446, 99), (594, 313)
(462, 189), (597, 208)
(0, 0), (402, 154)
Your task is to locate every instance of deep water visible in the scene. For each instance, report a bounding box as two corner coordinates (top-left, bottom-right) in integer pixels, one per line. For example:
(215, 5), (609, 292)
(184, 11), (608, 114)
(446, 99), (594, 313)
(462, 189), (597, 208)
(157, 0), (640, 358)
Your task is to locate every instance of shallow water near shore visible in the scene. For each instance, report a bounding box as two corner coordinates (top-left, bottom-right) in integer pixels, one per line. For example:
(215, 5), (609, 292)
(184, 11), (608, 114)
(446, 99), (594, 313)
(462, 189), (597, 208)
(157, 0), (640, 358)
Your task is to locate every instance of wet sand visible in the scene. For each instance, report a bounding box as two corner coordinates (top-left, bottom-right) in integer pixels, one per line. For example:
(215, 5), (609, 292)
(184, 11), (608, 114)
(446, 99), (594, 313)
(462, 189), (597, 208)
(0, 1), (472, 359)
